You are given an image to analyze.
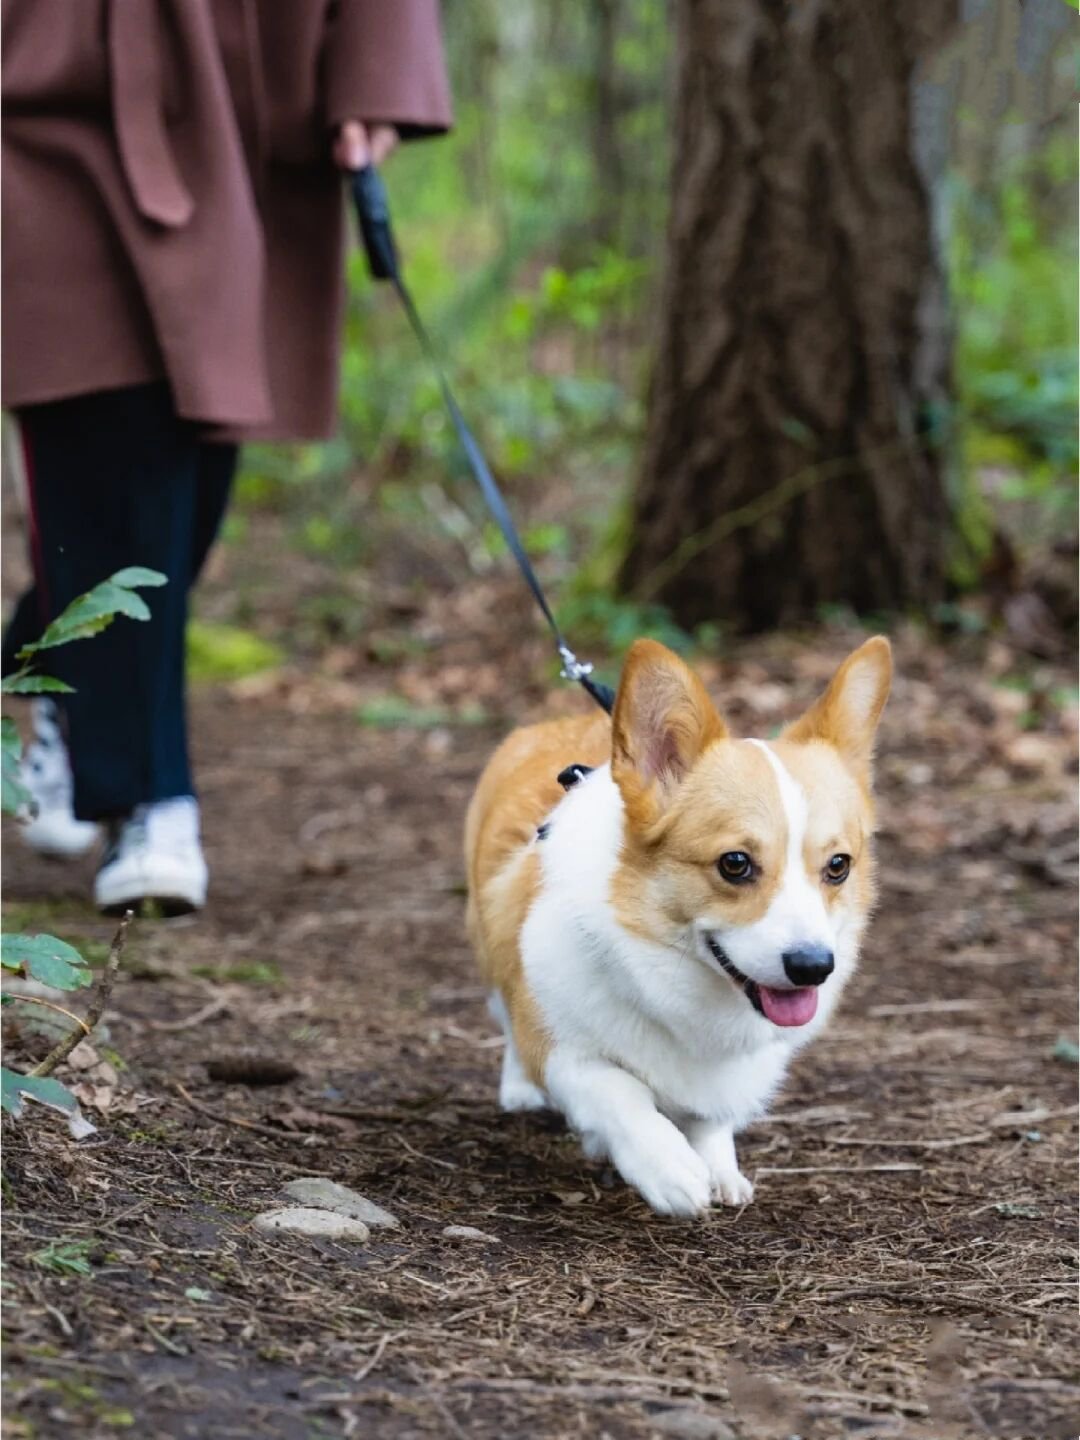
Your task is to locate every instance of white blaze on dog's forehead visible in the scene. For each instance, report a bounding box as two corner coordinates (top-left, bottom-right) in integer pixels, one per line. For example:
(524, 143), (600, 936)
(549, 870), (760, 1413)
(745, 738), (831, 951)
(747, 739), (807, 866)
(700, 737), (833, 991)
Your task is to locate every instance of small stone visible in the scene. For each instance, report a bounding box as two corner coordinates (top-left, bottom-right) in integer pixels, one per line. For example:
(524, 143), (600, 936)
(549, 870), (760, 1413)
(648, 1411), (735, 1439)
(442, 1225), (499, 1244)
(299, 851), (350, 878)
(904, 761), (934, 787)
(253, 1207), (369, 1242)
(280, 1177), (400, 1228)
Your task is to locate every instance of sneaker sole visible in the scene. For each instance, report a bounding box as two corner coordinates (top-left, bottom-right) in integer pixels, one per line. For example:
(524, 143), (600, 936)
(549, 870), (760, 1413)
(23, 826), (101, 860)
(98, 894), (202, 920)
(95, 862), (207, 918)
(30, 844), (100, 863)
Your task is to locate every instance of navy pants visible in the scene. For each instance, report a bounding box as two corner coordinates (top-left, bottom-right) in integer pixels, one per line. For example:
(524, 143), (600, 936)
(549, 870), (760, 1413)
(2, 384), (236, 820)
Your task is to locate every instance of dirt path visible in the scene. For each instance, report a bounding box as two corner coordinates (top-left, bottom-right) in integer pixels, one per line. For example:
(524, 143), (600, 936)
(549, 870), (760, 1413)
(3, 629), (1078, 1440)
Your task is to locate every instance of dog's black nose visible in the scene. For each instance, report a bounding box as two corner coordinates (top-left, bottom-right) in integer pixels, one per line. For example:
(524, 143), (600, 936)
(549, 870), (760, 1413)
(782, 944), (834, 986)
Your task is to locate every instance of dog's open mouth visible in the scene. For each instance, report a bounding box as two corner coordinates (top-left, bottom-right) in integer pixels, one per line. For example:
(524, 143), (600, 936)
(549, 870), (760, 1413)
(705, 936), (819, 1027)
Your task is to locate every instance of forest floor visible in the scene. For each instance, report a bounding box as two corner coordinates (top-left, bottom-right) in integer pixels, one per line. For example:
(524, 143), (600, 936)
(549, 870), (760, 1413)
(2, 496), (1078, 1440)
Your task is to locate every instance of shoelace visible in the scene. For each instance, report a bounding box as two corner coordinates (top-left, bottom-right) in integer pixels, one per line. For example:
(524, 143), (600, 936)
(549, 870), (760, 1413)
(31, 699), (66, 748)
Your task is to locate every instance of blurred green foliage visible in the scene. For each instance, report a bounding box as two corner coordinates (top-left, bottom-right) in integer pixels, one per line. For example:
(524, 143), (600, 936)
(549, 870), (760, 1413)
(356, 695), (489, 729)
(186, 620), (283, 684)
(238, 3), (670, 512)
(949, 134), (1077, 522)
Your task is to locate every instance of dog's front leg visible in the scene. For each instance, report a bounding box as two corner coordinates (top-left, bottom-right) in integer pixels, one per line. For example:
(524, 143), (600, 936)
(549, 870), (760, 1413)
(545, 1051), (711, 1217)
(683, 1119), (755, 1207)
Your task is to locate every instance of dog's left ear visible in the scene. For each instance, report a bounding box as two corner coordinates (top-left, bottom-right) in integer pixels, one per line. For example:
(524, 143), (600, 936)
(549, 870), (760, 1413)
(612, 639), (727, 828)
(783, 636), (892, 781)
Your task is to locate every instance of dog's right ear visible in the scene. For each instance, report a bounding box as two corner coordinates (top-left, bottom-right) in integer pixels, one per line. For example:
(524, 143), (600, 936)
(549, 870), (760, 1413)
(611, 639), (727, 830)
(782, 635), (892, 784)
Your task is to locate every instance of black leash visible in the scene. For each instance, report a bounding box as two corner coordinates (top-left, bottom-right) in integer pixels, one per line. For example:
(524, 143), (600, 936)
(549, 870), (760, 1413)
(351, 165), (615, 716)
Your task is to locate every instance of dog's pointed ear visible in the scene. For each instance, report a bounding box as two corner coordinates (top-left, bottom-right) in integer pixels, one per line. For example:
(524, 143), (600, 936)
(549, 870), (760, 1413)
(783, 636), (892, 781)
(611, 639), (727, 828)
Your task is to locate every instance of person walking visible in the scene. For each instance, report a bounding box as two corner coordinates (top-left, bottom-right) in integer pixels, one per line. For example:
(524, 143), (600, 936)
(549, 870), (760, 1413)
(2, 0), (452, 913)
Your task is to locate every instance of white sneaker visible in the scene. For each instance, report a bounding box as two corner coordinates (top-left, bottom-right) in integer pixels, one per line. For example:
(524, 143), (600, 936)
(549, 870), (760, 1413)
(20, 700), (100, 858)
(95, 796), (208, 916)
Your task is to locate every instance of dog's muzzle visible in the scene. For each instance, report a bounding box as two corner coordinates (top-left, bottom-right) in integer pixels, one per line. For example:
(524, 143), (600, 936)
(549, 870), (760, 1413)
(705, 936), (765, 1015)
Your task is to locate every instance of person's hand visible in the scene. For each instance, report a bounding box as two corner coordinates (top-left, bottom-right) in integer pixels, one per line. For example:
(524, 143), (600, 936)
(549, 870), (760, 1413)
(333, 121), (398, 171)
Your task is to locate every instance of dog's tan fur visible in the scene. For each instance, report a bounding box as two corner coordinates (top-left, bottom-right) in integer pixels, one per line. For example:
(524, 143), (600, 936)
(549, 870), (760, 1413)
(465, 710), (610, 1082)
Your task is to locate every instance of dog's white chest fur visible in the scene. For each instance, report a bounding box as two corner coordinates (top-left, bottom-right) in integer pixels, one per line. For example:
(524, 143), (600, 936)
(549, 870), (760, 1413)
(522, 766), (803, 1126)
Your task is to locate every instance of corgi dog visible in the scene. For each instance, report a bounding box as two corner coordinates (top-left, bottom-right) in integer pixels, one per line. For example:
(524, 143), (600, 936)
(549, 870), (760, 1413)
(464, 636), (892, 1217)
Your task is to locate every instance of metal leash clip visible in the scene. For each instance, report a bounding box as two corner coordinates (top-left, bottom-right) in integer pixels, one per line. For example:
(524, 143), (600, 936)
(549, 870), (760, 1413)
(557, 645), (594, 684)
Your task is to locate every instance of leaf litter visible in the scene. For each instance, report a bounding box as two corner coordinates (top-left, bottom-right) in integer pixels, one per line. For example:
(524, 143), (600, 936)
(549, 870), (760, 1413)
(2, 543), (1077, 1438)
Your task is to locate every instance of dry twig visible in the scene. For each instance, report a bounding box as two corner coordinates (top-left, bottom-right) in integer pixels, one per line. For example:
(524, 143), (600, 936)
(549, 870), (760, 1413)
(30, 910), (132, 1078)
(9, 994), (91, 1035)
(173, 1081), (310, 1141)
(149, 995), (229, 1032)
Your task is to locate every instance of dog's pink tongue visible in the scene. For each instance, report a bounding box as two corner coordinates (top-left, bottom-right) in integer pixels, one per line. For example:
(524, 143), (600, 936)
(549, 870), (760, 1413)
(758, 985), (819, 1027)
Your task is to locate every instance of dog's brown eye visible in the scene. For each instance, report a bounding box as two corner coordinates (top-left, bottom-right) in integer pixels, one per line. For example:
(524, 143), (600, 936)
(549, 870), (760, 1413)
(718, 851), (754, 884)
(824, 853), (851, 885)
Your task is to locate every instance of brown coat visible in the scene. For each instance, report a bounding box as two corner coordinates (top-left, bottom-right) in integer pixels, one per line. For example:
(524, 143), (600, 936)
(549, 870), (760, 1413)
(1, 0), (451, 440)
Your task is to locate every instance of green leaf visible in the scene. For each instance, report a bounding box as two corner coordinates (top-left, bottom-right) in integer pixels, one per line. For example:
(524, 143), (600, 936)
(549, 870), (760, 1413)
(31, 583), (151, 653)
(184, 1286), (213, 1302)
(29, 1239), (95, 1276)
(1, 1068), (77, 1115)
(0, 933), (91, 990)
(2, 766), (31, 817)
(109, 566), (168, 588)
(2, 718), (31, 817)
(19, 614), (107, 660)
(2, 714), (22, 762)
(26, 952), (94, 990)
(1, 1068), (96, 1136)
(1052, 1037), (1080, 1064)
(16, 568), (167, 660)
(1, 674), (75, 695)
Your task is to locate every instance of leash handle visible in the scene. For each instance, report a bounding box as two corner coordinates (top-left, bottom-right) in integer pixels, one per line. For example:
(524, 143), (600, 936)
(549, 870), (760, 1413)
(352, 165), (398, 280)
(350, 164), (615, 716)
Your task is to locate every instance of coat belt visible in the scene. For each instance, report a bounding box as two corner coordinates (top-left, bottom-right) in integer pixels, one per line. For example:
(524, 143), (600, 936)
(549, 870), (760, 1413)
(108, 0), (195, 228)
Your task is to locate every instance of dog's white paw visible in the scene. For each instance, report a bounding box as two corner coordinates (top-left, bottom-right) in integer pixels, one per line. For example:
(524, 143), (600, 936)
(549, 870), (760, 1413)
(499, 1076), (548, 1112)
(613, 1130), (712, 1218)
(710, 1169), (755, 1207)
(688, 1123), (755, 1207)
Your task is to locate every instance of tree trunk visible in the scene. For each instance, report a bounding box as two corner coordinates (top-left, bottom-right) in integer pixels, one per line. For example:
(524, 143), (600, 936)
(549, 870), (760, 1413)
(621, 0), (959, 631)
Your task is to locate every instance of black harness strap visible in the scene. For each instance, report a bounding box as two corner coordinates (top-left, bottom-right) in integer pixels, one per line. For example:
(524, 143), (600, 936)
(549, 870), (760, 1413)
(557, 763), (595, 791)
(351, 165), (615, 716)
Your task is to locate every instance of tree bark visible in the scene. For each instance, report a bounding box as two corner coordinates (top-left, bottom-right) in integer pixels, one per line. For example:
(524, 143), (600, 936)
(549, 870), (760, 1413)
(621, 0), (959, 631)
